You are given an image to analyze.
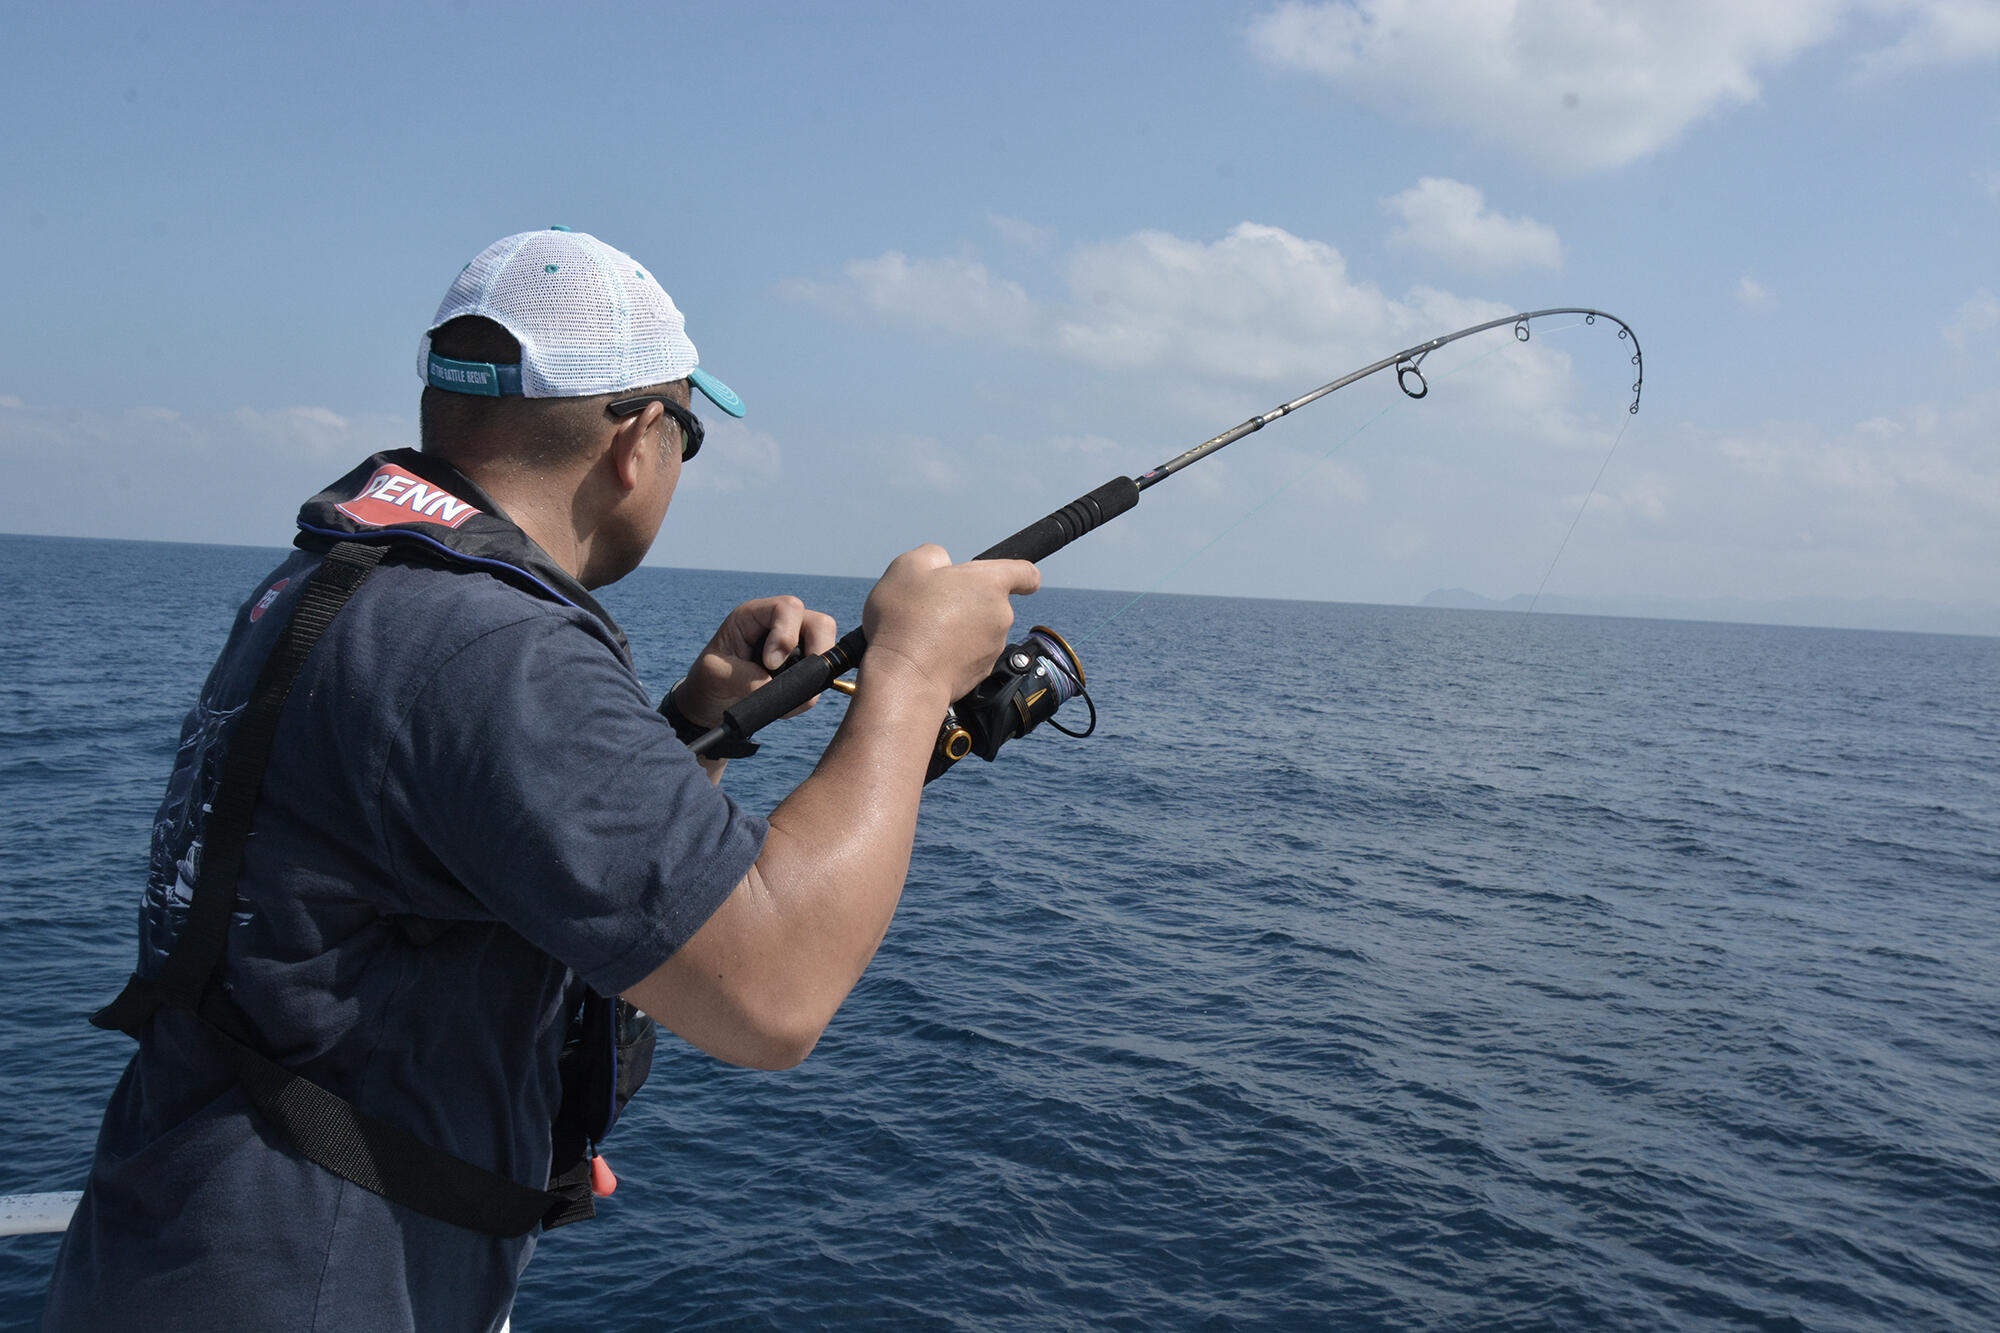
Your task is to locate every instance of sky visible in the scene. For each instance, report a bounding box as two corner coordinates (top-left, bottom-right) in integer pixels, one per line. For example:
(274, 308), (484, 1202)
(4, 1), (1998, 634)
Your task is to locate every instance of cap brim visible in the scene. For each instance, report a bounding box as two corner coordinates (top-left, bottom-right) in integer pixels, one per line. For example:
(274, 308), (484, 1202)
(689, 367), (745, 418)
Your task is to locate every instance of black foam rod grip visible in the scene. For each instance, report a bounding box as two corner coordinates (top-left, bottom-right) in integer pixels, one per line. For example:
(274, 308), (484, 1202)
(975, 476), (1140, 563)
(719, 626), (866, 739)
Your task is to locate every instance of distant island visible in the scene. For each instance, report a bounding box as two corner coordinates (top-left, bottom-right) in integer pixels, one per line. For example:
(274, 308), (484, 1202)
(1420, 589), (2000, 639)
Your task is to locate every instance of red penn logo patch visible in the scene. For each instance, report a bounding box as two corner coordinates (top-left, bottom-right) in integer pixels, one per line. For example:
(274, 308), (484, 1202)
(249, 577), (289, 623)
(336, 464), (481, 530)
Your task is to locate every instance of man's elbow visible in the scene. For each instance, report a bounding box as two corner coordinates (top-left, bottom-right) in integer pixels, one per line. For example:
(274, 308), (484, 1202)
(722, 1012), (824, 1071)
(627, 862), (860, 1070)
(670, 990), (830, 1071)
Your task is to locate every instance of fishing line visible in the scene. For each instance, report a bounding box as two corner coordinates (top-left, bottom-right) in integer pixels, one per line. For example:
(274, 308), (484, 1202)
(1028, 628), (1096, 738)
(1528, 407), (1635, 614)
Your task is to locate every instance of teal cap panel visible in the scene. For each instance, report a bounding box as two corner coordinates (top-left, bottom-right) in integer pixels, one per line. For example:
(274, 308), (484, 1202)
(689, 367), (746, 418)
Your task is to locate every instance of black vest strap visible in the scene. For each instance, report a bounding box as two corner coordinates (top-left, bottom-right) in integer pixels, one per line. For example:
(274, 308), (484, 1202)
(92, 540), (579, 1238)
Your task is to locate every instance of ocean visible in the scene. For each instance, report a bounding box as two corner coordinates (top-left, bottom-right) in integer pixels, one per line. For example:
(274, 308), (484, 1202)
(2, 531), (1995, 1331)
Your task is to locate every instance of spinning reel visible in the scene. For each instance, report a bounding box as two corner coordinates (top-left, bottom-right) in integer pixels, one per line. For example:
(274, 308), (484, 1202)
(925, 626), (1094, 783)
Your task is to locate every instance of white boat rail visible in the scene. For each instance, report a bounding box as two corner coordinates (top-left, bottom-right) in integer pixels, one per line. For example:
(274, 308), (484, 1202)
(0, 1192), (81, 1238)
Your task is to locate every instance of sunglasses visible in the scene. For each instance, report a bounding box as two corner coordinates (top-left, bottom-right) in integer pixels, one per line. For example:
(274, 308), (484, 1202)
(606, 394), (704, 462)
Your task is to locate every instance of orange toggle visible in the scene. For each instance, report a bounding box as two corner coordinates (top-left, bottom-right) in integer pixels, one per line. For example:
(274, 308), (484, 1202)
(590, 1154), (618, 1197)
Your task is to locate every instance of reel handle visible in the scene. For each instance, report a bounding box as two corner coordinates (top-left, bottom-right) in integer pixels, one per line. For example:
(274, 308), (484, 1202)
(691, 475), (1139, 756)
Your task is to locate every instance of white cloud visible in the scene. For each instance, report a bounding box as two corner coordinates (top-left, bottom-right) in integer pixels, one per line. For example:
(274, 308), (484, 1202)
(1483, 393), (2000, 611)
(1246, 1), (2000, 173)
(1261, 445), (1374, 504)
(678, 418), (781, 493)
(1581, 470), (1671, 523)
(230, 405), (406, 459)
(1706, 391), (2000, 548)
(1942, 290), (2000, 351)
(1736, 275), (1776, 310)
(1053, 223), (1404, 380)
(0, 401), (414, 543)
(0, 397), (793, 542)
(1247, 0), (1841, 172)
(4, 400), (407, 464)
(1051, 223), (1573, 396)
(1382, 177), (1562, 271)
(872, 436), (970, 494)
(1853, 0), (2000, 79)
(784, 251), (1038, 342)
(1045, 433), (1129, 459)
(0, 394), (23, 409)
(989, 214), (1058, 252)
(788, 222), (1594, 435)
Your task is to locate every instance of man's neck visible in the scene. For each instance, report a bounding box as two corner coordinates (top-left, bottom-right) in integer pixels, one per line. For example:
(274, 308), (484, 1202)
(447, 456), (594, 584)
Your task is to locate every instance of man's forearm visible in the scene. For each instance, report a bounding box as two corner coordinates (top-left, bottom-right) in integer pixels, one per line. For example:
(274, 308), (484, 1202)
(627, 651), (951, 1068)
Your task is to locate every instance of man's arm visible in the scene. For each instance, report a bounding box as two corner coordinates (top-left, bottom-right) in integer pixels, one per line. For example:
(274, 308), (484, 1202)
(624, 546), (1038, 1069)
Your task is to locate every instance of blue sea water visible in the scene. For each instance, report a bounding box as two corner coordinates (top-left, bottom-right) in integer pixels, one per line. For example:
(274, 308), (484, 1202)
(2, 530), (1996, 1331)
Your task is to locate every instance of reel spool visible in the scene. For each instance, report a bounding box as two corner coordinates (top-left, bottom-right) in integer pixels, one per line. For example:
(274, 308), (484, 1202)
(926, 626), (1094, 783)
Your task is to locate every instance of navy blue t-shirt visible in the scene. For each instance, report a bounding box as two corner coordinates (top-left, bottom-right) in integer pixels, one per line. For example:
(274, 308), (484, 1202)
(45, 545), (767, 1331)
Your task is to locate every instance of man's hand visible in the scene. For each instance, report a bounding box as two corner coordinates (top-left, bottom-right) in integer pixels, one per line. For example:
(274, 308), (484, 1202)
(675, 596), (840, 728)
(861, 545), (1042, 704)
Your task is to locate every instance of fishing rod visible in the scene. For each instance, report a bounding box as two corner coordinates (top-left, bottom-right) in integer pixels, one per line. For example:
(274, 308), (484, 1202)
(690, 308), (1643, 777)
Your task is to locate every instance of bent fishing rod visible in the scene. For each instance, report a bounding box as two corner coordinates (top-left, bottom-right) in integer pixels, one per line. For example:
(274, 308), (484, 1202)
(689, 308), (1643, 778)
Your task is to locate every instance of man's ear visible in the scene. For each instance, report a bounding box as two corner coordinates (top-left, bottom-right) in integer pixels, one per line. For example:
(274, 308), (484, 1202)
(606, 402), (661, 492)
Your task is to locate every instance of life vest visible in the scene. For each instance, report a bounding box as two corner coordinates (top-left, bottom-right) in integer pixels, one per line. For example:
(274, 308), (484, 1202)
(93, 449), (657, 1237)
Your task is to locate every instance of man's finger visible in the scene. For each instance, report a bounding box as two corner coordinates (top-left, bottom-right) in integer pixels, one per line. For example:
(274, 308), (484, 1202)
(760, 597), (807, 669)
(974, 557), (1041, 597)
(799, 610), (839, 657)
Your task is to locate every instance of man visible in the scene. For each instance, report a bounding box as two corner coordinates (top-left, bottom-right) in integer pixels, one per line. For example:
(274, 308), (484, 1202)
(44, 228), (1038, 1330)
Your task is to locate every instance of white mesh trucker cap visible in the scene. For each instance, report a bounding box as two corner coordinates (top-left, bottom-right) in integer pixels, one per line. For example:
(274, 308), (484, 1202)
(417, 227), (745, 417)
